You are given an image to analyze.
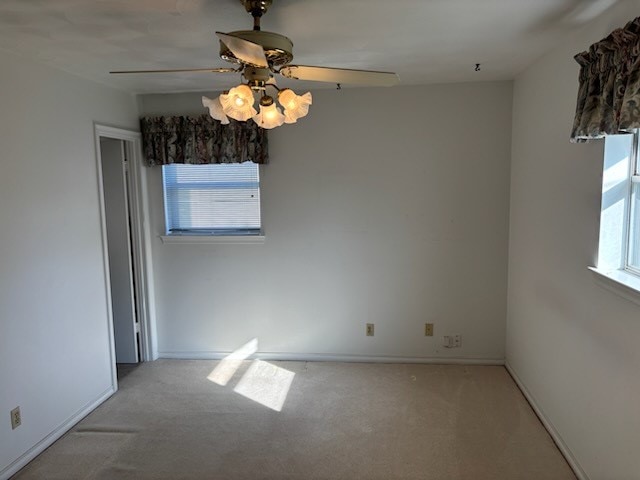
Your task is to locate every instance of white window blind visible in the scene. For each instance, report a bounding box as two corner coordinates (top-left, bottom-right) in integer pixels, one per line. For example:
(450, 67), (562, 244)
(162, 162), (261, 235)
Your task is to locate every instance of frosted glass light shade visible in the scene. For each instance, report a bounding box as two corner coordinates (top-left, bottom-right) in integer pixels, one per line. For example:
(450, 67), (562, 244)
(252, 103), (285, 129)
(202, 96), (229, 124)
(220, 85), (257, 121)
(278, 89), (312, 124)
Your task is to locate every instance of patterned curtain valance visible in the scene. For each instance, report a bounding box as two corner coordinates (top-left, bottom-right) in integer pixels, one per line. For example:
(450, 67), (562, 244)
(571, 16), (640, 142)
(140, 115), (268, 166)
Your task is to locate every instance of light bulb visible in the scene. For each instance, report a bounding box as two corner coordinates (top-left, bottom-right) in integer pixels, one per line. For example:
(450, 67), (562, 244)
(202, 96), (229, 124)
(265, 109), (278, 120)
(220, 84), (256, 121)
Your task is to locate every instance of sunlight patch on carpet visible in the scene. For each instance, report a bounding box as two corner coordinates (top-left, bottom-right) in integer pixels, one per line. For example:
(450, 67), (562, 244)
(233, 360), (295, 412)
(207, 338), (258, 386)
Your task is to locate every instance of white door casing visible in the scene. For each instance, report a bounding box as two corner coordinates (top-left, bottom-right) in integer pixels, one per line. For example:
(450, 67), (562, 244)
(94, 124), (157, 390)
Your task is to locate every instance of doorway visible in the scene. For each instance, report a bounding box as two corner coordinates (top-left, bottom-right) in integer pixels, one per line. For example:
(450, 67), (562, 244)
(95, 125), (157, 389)
(100, 137), (139, 364)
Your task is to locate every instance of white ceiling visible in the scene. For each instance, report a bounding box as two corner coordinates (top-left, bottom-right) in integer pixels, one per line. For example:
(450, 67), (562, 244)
(0, 0), (618, 94)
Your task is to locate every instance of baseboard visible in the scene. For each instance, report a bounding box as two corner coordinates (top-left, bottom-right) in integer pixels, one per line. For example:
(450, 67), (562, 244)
(0, 386), (116, 480)
(158, 351), (505, 365)
(505, 363), (589, 480)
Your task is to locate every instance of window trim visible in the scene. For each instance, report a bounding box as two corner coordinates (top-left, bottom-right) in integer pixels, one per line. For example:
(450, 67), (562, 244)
(589, 266), (640, 307)
(624, 131), (640, 276)
(160, 234), (265, 244)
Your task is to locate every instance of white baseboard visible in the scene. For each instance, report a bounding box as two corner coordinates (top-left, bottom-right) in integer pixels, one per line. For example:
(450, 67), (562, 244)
(158, 351), (505, 365)
(0, 386), (116, 480)
(505, 363), (588, 480)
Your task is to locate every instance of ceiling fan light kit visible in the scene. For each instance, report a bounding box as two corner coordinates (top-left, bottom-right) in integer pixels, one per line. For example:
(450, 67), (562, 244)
(112, 0), (399, 129)
(219, 84), (258, 121)
(278, 89), (312, 124)
(201, 96), (230, 124)
(253, 97), (286, 129)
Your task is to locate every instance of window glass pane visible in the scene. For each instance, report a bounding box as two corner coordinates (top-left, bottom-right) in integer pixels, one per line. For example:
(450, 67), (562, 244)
(162, 163), (261, 234)
(598, 134), (633, 270)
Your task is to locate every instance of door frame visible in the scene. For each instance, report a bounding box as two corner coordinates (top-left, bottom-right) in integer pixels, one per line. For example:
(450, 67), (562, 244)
(94, 124), (157, 390)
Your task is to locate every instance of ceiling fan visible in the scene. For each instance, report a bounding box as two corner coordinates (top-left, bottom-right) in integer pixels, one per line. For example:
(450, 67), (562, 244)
(559, 0), (619, 25)
(111, 0), (399, 129)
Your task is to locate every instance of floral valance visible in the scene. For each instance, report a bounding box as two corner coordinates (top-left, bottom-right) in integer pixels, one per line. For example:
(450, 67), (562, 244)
(140, 115), (268, 166)
(571, 17), (640, 142)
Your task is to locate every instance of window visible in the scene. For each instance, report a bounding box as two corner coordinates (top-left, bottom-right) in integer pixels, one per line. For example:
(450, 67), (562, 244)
(595, 130), (640, 293)
(162, 162), (261, 236)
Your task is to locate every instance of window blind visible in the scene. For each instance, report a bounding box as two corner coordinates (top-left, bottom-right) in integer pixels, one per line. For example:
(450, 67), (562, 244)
(162, 163), (261, 235)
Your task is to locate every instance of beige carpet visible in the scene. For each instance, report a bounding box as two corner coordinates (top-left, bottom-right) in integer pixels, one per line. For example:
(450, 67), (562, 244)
(14, 361), (575, 480)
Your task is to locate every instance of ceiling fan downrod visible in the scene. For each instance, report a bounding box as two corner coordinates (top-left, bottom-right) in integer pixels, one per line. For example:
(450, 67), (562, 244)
(242, 0), (273, 31)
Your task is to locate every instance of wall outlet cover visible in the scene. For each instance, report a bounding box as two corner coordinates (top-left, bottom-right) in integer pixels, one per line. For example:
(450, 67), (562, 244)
(366, 323), (375, 336)
(425, 323), (434, 336)
(10, 406), (21, 430)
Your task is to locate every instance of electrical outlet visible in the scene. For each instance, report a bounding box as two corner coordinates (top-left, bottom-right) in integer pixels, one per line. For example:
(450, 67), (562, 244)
(10, 407), (21, 430)
(425, 323), (434, 336)
(443, 335), (462, 348)
(366, 323), (375, 336)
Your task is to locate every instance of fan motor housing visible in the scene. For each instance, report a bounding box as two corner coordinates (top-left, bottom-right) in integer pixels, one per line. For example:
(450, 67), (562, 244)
(220, 30), (293, 66)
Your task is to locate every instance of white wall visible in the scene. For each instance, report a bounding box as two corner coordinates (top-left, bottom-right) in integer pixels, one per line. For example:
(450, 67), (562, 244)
(0, 51), (138, 477)
(507, 2), (640, 479)
(139, 82), (513, 362)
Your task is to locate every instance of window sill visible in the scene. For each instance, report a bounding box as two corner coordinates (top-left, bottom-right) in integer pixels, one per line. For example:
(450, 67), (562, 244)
(160, 234), (265, 244)
(589, 266), (640, 307)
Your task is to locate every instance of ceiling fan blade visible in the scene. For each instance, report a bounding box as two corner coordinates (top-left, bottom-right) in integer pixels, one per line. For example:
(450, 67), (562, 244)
(216, 32), (268, 68)
(110, 67), (238, 74)
(561, 0), (618, 24)
(279, 65), (399, 87)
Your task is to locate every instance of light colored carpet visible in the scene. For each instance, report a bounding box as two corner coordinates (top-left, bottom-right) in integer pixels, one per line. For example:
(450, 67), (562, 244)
(14, 361), (576, 480)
